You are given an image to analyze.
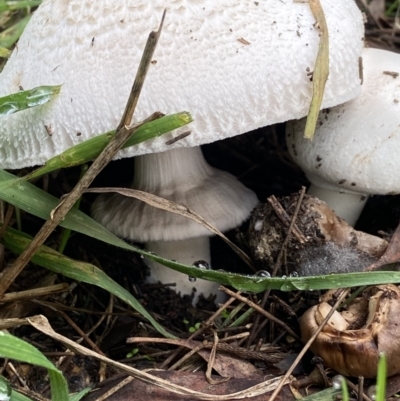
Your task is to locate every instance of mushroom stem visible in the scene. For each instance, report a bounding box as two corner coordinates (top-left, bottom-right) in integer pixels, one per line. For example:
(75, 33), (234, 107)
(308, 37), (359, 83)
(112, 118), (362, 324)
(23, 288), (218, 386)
(92, 146), (257, 304)
(146, 238), (225, 304)
(307, 183), (368, 226)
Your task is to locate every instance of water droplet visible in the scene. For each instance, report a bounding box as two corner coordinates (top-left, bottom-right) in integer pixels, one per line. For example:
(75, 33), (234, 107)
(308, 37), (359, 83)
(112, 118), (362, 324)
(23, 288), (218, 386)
(140, 255), (145, 259)
(367, 385), (376, 400)
(281, 275), (287, 279)
(331, 375), (344, 390)
(192, 260), (211, 270)
(254, 270), (271, 278)
(291, 281), (310, 291)
(280, 283), (293, 291)
(254, 220), (263, 231)
(289, 271), (299, 278)
(188, 276), (197, 283)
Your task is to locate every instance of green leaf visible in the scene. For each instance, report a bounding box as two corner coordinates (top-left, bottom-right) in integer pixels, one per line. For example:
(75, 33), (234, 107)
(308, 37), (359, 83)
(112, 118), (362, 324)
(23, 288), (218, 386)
(0, 15), (30, 48)
(0, 332), (69, 401)
(2, 226), (175, 339)
(0, 46), (11, 58)
(27, 112), (192, 179)
(11, 390), (34, 401)
(0, 376), (11, 401)
(0, 1), (42, 11)
(68, 387), (91, 401)
(0, 85), (61, 116)
(376, 353), (387, 401)
(300, 387), (341, 401)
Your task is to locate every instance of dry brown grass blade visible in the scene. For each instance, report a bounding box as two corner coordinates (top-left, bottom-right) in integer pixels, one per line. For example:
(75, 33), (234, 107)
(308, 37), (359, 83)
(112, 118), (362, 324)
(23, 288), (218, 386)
(0, 283), (69, 303)
(304, 0), (330, 140)
(220, 286), (300, 342)
(1, 315), (290, 400)
(85, 187), (254, 269)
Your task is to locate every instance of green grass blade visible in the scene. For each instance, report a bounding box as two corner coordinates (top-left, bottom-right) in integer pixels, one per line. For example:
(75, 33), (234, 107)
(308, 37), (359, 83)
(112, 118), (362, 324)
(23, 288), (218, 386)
(299, 387), (340, 400)
(0, 46), (11, 58)
(68, 388), (91, 401)
(0, 15), (30, 48)
(376, 353), (387, 401)
(0, 332), (69, 401)
(0, 85), (61, 116)
(1, 169), (400, 294)
(27, 111), (192, 179)
(0, 375), (11, 401)
(11, 390), (34, 401)
(2, 226), (175, 339)
(341, 378), (350, 401)
(0, 1), (42, 11)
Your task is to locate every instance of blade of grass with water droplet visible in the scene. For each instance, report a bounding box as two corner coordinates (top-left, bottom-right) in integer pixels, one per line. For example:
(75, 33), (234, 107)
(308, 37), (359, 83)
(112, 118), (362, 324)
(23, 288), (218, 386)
(3, 170), (400, 294)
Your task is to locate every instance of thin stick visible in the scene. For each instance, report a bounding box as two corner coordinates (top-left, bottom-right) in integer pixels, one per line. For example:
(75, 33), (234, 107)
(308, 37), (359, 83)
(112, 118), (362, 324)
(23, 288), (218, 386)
(159, 294), (239, 368)
(220, 286), (300, 342)
(272, 186), (306, 276)
(0, 14), (166, 298)
(117, 10), (166, 131)
(247, 188), (306, 347)
(0, 283), (69, 303)
(267, 195), (307, 243)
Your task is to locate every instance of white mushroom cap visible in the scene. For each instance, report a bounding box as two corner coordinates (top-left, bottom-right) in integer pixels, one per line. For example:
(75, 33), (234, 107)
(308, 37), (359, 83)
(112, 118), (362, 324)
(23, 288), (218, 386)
(92, 147), (258, 242)
(286, 48), (400, 197)
(0, 0), (364, 169)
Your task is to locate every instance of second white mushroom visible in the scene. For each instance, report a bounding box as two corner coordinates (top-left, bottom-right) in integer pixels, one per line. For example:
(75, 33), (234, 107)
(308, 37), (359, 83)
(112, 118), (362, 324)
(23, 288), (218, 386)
(286, 48), (400, 225)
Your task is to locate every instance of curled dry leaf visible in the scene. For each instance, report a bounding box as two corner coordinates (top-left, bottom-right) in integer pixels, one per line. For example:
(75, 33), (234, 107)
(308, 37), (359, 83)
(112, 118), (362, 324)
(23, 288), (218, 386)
(247, 193), (388, 275)
(300, 284), (400, 378)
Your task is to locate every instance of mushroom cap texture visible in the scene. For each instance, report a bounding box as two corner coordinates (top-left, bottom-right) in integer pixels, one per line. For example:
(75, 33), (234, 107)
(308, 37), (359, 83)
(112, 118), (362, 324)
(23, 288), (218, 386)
(300, 285), (400, 378)
(286, 48), (400, 195)
(0, 0), (364, 169)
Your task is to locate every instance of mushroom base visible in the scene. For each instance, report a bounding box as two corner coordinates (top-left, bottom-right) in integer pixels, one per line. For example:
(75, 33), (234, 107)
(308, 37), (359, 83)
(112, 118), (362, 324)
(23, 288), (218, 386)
(145, 237), (226, 305)
(247, 193), (387, 275)
(307, 183), (368, 226)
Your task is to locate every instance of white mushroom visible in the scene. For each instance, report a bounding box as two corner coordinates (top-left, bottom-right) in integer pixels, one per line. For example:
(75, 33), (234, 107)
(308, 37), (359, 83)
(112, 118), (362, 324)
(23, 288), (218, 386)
(0, 0), (365, 301)
(0, 0), (364, 168)
(92, 147), (258, 303)
(286, 48), (400, 225)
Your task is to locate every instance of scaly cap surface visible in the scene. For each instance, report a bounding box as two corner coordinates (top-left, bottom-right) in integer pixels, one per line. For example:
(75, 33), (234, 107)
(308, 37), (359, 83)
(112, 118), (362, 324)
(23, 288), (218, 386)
(0, 0), (364, 169)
